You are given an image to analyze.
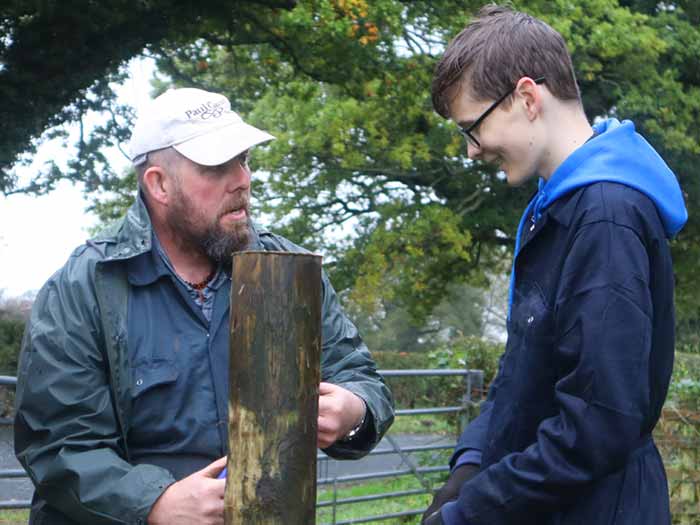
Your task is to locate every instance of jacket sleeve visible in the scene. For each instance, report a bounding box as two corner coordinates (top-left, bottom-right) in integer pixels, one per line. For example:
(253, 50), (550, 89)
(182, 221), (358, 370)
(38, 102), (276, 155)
(445, 219), (655, 524)
(450, 398), (494, 470)
(318, 270), (395, 459)
(14, 253), (175, 524)
(450, 350), (508, 469)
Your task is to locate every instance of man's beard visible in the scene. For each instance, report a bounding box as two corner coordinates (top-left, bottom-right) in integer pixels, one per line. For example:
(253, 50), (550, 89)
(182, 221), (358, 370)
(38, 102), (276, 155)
(167, 187), (252, 266)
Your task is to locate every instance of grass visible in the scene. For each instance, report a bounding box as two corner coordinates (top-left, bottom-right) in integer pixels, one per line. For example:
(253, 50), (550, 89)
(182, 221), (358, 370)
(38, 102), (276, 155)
(0, 478), (444, 525)
(388, 414), (460, 436)
(0, 509), (29, 525)
(316, 473), (445, 524)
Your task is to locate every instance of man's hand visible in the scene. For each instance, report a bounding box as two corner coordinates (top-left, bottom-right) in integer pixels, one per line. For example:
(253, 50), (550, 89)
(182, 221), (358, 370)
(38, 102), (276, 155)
(148, 456), (227, 525)
(421, 464), (479, 524)
(317, 382), (366, 448)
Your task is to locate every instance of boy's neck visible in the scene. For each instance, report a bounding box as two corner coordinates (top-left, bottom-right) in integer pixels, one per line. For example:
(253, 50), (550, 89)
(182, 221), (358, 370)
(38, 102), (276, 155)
(539, 102), (594, 181)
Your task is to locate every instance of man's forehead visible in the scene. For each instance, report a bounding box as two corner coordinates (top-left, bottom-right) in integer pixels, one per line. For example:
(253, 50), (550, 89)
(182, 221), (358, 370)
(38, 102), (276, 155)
(197, 149), (250, 171)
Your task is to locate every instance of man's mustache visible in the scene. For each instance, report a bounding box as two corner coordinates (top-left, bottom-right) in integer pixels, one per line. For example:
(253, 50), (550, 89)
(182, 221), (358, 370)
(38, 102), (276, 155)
(219, 192), (250, 217)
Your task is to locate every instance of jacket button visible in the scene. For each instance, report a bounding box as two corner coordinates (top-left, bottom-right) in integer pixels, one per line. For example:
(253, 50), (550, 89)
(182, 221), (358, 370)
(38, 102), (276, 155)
(136, 379), (143, 386)
(529, 223), (535, 231)
(527, 316), (534, 324)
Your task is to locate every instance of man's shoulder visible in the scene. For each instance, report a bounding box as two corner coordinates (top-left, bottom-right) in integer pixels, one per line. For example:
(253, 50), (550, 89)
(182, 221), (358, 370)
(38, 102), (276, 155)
(43, 241), (104, 292)
(43, 217), (133, 295)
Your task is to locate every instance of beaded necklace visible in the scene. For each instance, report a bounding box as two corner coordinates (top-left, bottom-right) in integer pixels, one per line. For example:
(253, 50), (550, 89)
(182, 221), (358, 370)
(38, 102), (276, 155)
(184, 269), (216, 302)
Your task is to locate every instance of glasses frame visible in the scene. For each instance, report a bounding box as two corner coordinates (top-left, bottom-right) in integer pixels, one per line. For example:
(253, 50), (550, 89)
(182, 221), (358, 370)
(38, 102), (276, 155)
(458, 77), (546, 148)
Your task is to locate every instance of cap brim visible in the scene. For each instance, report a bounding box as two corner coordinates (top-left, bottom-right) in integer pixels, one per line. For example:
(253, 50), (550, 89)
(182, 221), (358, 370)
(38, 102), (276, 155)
(173, 122), (275, 166)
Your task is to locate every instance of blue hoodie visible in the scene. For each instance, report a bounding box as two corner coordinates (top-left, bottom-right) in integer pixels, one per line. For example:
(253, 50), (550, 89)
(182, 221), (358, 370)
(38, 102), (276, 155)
(508, 118), (688, 317)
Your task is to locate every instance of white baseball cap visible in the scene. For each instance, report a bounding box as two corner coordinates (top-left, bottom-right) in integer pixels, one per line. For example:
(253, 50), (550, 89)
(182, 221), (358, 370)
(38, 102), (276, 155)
(128, 88), (275, 166)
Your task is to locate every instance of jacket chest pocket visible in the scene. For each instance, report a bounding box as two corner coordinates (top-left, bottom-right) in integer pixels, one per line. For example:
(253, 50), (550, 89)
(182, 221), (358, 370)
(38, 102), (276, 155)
(132, 362), (179, 398)
(129, 362), (180, 445)
(510, 280), (558, 403)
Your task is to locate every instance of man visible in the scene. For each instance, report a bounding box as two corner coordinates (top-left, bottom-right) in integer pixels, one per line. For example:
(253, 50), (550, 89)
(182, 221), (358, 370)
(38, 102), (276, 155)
(14, 87), (394, 524)
(422, 5), (687, 525)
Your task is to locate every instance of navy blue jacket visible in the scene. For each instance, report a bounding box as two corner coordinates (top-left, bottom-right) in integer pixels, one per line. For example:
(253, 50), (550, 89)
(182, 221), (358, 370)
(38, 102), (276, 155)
(442, 119), (687, 525)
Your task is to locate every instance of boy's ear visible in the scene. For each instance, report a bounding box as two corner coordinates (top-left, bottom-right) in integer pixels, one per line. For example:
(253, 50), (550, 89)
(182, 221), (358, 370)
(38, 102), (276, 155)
(515, 77), (543, 121)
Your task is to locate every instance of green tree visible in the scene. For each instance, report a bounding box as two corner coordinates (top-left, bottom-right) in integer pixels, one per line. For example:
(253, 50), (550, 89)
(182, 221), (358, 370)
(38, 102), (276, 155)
(0, 317), (24, 375)
(350, 282), (486, 354)
(0, 291), (31, 375)
(20, 0), (700, 333)
(0, 0), (297, 193)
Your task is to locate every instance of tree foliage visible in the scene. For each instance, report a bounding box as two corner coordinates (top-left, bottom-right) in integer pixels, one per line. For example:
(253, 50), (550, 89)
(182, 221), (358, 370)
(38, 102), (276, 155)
(0, 291), (32, 374)
(8, 0), (700, 335)
(0, 0), (297, 193)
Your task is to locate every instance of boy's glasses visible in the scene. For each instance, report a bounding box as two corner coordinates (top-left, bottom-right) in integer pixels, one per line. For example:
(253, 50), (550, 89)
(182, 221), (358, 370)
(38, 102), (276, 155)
(458, 77), (546, 148)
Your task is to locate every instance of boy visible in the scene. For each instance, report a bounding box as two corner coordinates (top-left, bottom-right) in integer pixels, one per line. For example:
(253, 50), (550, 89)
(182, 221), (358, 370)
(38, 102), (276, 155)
(424, 5), (687, 525)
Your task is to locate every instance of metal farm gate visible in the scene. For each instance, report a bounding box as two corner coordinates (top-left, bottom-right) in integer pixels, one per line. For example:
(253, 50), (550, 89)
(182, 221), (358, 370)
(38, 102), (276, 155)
(1, 369), (485, 523)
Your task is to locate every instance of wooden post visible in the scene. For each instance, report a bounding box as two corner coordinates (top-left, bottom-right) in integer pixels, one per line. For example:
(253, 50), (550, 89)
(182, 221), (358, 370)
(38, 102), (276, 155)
(225, 251), (322, 525)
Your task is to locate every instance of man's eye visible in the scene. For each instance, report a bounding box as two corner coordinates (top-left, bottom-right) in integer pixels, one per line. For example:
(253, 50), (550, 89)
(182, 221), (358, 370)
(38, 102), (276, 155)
(237, 152), (249, 165)
(208, 165), (228, 176)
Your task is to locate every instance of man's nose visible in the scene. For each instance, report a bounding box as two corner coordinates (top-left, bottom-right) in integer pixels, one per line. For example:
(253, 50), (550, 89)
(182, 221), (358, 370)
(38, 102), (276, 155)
(225, 161), (251, 191)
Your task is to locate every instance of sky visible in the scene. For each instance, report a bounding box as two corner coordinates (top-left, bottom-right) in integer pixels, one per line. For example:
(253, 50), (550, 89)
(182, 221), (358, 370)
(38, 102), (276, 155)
(0, 58), (156, 298)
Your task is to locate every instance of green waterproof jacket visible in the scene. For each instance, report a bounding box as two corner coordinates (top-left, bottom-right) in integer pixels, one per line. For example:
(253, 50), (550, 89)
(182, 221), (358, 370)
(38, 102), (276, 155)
(14, 197), (394, 524)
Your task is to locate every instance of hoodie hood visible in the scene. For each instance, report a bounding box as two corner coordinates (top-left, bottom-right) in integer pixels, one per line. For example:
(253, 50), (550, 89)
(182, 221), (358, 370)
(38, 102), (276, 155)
(508, 118), (688, 318)
(532, 118), (687, 237)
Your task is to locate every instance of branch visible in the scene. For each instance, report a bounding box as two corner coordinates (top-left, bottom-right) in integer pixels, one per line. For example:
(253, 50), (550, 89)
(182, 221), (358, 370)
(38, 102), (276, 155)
(152, 45), (212, 91)
(106, 105), (132, 163)
(401, 31), (423, 55)
(472, 230), (514, 247)
(78, 111), (86, 159)
(405, 28), (444, 48)
(328, 163), (443, 190)
(200, 32), (276, 50)
(237, 11), (338, 86)
(458, 194), (485, 216)
(309, 208), (374, 234)
(483, 305), (507, 322)
(247, 0), (296, 7)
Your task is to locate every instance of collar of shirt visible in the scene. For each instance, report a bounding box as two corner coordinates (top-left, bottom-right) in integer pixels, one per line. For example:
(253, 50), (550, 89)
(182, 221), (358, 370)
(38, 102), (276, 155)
(125, 231), (226, 290)
(125, 220), (265, 289)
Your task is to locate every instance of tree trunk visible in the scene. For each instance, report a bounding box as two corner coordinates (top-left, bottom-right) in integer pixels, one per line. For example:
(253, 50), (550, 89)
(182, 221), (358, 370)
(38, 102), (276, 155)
(225, 251), (322, 525)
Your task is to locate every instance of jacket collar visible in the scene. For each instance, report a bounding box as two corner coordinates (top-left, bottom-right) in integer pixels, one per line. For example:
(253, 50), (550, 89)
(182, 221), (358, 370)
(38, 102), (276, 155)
(90, 192), (153, 262)
(90, 191), (269, 264)
(126, 232), (172, 286)
(541, 186), (582, 229)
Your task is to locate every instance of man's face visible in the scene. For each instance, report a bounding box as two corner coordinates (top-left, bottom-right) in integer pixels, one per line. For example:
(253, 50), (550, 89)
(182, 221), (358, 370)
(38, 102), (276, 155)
(166, 151), (253, 264)
(448, 82), (541, 187)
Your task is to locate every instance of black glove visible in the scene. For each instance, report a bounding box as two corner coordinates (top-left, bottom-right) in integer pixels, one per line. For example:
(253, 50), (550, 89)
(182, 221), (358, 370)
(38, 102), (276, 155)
(422, 509), (445, 525)
(421, 463), (479, 524)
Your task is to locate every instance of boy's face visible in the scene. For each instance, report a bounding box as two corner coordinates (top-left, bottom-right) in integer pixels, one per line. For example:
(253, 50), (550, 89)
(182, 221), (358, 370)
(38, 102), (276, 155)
(448, 80), (543, 187)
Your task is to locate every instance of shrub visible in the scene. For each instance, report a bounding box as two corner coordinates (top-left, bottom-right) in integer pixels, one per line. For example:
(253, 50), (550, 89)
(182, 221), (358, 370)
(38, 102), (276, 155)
(0, 317), (24, 375)
(372, 337), (503, 411)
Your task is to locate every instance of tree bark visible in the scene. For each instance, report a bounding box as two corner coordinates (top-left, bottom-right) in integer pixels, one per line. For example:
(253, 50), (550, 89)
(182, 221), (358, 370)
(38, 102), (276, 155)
(225, 251), (322, 525)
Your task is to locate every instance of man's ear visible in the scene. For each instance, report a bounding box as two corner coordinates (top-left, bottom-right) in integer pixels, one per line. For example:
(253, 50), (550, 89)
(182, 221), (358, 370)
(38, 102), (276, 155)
(514, 77), (543, 121)
(142, 165), (173, 206)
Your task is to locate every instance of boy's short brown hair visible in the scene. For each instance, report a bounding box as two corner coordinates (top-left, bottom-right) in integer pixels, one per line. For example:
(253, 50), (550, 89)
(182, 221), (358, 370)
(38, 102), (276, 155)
(432, 4), (581, 118)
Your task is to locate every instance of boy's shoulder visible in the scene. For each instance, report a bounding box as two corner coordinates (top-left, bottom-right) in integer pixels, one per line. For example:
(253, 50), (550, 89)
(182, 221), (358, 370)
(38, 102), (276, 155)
(554, 181), (661, 235)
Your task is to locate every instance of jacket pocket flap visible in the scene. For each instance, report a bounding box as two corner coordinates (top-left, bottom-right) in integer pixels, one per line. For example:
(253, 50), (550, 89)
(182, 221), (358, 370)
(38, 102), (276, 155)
(132, 363), (179, 397)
